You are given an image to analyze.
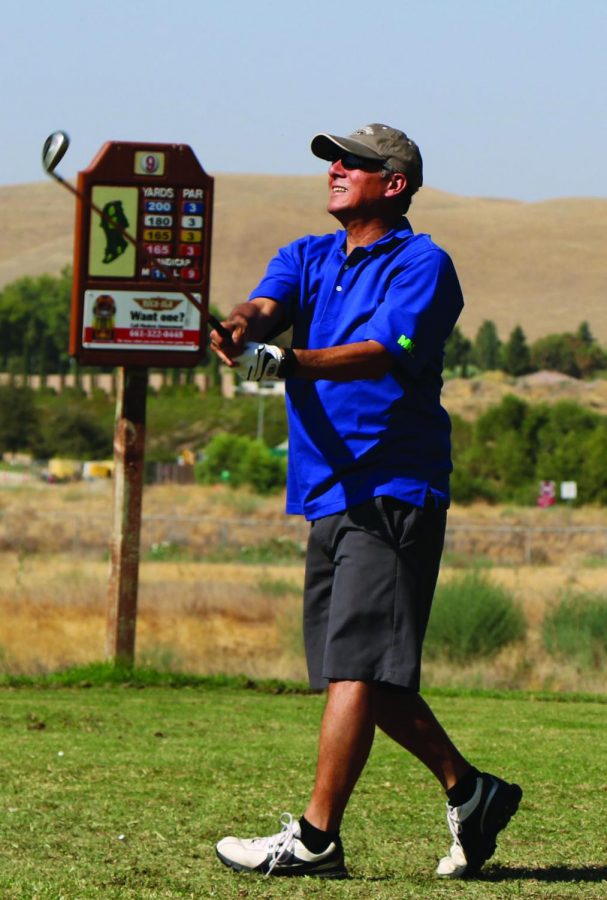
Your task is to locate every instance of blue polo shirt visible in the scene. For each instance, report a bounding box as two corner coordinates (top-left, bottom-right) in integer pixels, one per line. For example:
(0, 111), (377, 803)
(249, 221), (464, 520)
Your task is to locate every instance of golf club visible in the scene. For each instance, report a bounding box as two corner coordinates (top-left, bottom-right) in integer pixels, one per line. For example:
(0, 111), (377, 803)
(42, 130), (230, 338)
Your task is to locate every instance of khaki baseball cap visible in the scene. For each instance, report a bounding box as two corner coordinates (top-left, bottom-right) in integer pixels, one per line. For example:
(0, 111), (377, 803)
(311, 123), (423, 193)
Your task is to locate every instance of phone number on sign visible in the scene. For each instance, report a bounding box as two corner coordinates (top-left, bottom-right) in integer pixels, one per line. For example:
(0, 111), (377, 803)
(128, 328), (186, 340)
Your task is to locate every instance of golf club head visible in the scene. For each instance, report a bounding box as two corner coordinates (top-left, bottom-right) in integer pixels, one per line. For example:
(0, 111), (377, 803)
(42, 131), (70, 174)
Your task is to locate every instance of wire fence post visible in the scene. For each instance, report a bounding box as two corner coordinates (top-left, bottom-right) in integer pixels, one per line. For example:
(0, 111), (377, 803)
(524, 527), (532, 564)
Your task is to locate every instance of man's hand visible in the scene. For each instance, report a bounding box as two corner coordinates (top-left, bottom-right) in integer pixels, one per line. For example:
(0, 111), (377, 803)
(209, 298), (285, 368)
(237, 343), (284, 380)
(209, 314), (248, 367)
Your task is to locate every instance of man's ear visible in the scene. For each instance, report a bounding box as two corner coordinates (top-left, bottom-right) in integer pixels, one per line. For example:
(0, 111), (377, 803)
(383, 171), (408, 199)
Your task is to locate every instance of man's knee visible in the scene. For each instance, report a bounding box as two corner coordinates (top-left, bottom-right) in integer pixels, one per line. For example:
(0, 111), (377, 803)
(326, 679), (376, 705)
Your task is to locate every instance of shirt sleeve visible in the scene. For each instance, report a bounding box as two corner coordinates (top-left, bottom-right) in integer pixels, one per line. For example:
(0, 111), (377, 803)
(364, 247), (464, 377)
(248, 240), (304, 323)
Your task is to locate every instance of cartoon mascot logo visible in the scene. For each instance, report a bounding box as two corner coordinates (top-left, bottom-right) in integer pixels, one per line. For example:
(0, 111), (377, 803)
(100, 200), (129, 263)
(92, 294), (116, 341)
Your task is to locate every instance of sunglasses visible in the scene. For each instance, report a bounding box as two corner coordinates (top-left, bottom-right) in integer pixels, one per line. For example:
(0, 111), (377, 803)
(337, 152), (387, 173)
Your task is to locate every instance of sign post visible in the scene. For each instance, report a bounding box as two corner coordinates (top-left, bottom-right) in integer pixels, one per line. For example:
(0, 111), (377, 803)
(70, 141), (213, 666)
(106, 367), (148, 665)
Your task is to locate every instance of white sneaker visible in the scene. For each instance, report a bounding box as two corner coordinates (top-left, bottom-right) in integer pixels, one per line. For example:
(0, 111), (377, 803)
(216, 812), (348, 878)
(437, 773), (522, 878)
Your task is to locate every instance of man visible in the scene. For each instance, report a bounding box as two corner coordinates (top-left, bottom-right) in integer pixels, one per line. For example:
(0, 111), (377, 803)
(211, 124), (522, 880)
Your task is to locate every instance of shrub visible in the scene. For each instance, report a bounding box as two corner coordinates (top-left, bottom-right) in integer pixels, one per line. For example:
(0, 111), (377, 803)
(542, 592), (607, 669)
(195, 433), (251, 487)
(258, 578), (301, 598)
(241, 440), (287, 494)
(425, 571), (525, 662)
(206, 537), (305, 564)
(0, 385), (40, 453)
(450, 467), (499, 505)
(579, 424), (607, 504)
(42, 407), (113, 459)
(196, 433), (286, 494)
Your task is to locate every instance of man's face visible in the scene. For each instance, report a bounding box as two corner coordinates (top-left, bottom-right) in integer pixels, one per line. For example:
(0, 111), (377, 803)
(326, 153), (392, 221)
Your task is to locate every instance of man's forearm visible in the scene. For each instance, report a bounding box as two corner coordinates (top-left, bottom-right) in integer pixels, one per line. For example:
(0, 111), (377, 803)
(289, 341), (393, 381)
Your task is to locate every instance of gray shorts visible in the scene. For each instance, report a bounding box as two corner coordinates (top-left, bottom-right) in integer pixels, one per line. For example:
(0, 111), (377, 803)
(303, 496), (446, 691)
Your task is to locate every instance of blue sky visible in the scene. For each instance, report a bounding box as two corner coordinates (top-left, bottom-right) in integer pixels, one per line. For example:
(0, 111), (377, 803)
(2, 0), (604, 200)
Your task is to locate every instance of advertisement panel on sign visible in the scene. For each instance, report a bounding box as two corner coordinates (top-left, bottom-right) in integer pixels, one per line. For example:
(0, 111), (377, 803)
(82, 290), (202, 351)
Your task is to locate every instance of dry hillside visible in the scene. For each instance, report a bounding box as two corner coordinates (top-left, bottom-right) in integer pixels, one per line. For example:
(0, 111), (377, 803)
(1, 176), (605, 342)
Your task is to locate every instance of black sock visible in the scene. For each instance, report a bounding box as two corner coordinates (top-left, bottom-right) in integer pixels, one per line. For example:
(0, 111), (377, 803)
(447, 767), (481, 807)
(298, 816), (338, 854)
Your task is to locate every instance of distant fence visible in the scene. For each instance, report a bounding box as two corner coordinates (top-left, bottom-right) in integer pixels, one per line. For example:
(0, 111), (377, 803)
(1, 510), (606, 565)
(0, 371), (236, 398)
(442, 524), (607, 565)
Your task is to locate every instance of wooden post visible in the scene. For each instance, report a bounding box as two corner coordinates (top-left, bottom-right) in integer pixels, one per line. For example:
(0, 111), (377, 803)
(106, 366), (148, 666)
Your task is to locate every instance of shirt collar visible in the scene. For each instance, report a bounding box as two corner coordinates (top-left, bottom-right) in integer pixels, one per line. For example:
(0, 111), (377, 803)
(334, 218), (414, 257)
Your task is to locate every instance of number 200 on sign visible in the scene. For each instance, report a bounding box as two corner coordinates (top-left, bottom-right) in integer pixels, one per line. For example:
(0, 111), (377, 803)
(145, 201), (173, 212)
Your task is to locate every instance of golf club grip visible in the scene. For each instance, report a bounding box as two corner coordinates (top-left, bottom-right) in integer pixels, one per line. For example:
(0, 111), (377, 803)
(207, 314), (231, 339)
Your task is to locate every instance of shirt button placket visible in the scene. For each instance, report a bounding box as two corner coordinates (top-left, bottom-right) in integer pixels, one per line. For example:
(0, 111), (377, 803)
(335, 262), (351, 293)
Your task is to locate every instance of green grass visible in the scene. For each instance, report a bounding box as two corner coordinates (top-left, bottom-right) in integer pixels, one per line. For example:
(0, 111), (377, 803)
(0, 674), (606, 898)
(205, 536), (306, 564)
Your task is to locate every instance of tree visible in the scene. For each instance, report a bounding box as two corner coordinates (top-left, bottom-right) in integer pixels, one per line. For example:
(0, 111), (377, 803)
(530, 334), (579, 376)
(0, 386), (41, 453)
(531, 330), (607, 379)
(501, 325), (532, 376)
(573, 322), (607, 377)
(41, 407), (113, 459)
(0, 269), (72, 376)
(476, 395), (529, 442)
(444, 326), (472, 376)
(473, 320), (501, 371)
(533, 402), (600, 499)
(576, 321), (594, 345)
(580, 424), (607, 504)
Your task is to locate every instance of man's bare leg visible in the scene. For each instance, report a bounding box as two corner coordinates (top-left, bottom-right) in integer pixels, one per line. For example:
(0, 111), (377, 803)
(375, 690), (471, 790)
(303, 681), (472, 836)
(303, 680), (376, 832)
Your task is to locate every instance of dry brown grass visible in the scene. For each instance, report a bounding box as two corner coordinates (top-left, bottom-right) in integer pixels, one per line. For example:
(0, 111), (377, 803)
(0, 553), (306, 680)
(2, 551), (606, 692)
(1, 483), (606, 691)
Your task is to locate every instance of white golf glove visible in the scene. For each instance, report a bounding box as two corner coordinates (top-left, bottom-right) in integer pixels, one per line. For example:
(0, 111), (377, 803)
(237, 342), (284, 381)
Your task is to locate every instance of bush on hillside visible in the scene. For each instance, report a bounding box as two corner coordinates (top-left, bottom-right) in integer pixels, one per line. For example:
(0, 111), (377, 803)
(425, 572), (525, 662)
(195, 433), (286, 494)
(542, 592), (607, 669)
(450, 396), (607, 505)
(450, 467), (499, 504)
(530, 330), (607, 379)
